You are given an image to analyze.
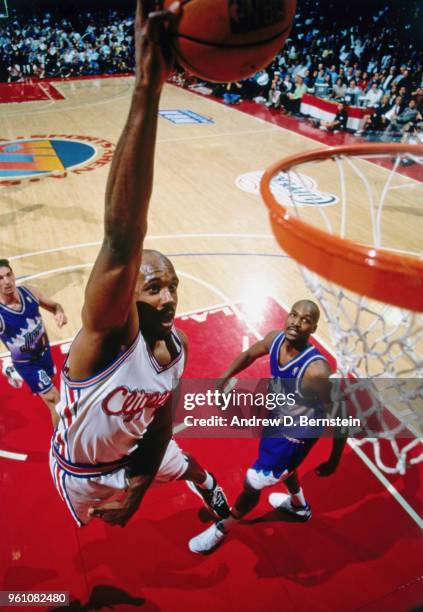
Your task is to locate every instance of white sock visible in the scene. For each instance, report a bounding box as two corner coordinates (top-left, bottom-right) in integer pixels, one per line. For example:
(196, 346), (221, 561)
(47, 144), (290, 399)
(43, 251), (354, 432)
(198, 471), (214, 490)
(290, 488), (306, 507)
(219, 511), (239, 533)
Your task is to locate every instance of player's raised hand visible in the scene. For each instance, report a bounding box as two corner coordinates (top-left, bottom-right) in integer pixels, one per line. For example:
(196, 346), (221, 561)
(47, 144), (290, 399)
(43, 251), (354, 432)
(1, 358), (23, 389)
(54, 308), (68, 328)
(135, 0), (181, 90)
(315, 459), (338, 477)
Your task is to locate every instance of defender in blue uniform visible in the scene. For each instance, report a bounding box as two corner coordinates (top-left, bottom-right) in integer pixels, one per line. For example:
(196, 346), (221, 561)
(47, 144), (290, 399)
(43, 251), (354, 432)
(189, 300), (347, 553)
(0, 259), (68, 426)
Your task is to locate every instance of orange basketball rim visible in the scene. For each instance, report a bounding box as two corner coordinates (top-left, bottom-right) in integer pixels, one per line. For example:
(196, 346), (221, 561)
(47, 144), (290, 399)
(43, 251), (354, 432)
(260, 143), (423, 312)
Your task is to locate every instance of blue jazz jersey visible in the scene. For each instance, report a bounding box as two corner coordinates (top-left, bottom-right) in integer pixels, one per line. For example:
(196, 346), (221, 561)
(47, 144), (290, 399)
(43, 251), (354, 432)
(267, 331), (328, 437)
(0, 286), (50, 363)
(251, 332), (329, 480)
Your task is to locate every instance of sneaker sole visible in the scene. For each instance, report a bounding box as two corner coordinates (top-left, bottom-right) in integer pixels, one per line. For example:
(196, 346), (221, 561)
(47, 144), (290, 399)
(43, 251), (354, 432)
(269, 494), (312, 521)
(188, 532), (226, 554)
(276, 506), (312, 522)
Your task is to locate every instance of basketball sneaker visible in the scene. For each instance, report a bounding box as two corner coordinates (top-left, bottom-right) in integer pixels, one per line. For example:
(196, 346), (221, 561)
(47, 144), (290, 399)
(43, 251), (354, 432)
(186, 475), (230, 519)
(268, 493), (312, 521)
(188, 522), (227, 554)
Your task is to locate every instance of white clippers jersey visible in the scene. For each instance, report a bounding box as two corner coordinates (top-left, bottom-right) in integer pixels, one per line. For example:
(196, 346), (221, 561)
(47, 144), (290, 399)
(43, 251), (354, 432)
(52, 330), (184, 465)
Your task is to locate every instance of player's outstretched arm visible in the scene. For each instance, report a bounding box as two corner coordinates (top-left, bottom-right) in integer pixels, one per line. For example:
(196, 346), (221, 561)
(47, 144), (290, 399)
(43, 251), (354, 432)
(27, 285), (68, 328)
(69, 2), (180, 378)
(303, 360), (347, 476)
(218, 330), (279, 389)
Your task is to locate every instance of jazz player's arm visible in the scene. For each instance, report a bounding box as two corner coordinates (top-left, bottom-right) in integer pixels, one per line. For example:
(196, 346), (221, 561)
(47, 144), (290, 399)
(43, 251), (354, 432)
(302, 360), (347, 476)
(218, 330), (279, 390)
(26, 285), (68, 328)
(68, 1), (180, 380)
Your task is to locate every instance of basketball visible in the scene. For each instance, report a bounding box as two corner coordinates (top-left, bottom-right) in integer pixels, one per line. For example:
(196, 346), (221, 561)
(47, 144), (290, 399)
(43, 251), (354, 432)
(164, 0), (297, 83)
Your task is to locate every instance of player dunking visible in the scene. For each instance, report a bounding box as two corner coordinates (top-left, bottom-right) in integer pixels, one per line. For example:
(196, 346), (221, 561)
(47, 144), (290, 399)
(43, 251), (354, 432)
(49, 1), (229, 528)
(88, 251), (230, 525)
(0, 259), (67, 426)
(189, 300), (346, 553)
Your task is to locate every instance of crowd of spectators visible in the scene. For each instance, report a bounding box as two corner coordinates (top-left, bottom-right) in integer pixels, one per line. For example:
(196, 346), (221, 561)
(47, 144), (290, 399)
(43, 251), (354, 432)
(0, 0), (422, 140)
(204, 0), (423, 140)
(0, 8), (135, 81)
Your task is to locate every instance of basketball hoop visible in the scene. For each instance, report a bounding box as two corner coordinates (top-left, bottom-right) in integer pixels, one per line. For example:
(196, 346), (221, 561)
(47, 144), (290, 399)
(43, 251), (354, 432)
(261, 143), (423, 475)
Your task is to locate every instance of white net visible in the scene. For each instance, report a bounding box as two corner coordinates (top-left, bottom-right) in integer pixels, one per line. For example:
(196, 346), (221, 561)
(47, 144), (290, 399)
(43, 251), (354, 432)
(268, 147), (423, 475)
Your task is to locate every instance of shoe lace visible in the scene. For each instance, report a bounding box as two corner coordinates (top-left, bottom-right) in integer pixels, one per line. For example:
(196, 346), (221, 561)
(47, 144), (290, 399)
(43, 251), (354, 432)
(211, 486), (227, 508)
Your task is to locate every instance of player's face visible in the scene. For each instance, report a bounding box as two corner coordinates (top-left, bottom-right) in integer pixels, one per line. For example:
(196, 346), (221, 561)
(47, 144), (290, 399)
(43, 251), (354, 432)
(136, 269), (179, 338)
(0, 266), (16, 297)
(284, 304), (317, 344)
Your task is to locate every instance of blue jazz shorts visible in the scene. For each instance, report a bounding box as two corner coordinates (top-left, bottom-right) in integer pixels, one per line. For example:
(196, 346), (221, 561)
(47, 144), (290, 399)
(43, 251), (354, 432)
(13, 349), (56, 394)
(252, 436), (318, 480)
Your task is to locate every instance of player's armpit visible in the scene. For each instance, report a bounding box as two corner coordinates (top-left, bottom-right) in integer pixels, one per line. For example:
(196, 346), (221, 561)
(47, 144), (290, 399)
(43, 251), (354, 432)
(175, 327), (188, 370)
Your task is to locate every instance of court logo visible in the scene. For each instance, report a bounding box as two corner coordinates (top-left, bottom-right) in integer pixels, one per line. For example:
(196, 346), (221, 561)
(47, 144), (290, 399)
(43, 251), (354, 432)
(159, 109), (214, 124)
(236, 170), (338, 207)
(0, 135), (115, 186)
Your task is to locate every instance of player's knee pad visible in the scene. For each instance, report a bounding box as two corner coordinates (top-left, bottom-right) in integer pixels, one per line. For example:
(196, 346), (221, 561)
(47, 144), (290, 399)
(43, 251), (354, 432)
(246, 468), (280, 491)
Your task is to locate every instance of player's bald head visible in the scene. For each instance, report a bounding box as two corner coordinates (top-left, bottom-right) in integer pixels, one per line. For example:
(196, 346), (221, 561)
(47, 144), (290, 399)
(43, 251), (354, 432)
(139, 249), (175, 279)
(292, 299), (320, 323)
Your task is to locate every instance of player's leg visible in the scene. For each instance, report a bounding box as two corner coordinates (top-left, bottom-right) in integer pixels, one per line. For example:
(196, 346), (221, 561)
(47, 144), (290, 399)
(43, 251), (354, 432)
(37, 349), (60, 427)
(155, 440), (230, 519)
(268, 469), (311, 520)
(50, 454), (133, 527)
(188, 437), (284, 553)
(268, 439), (317, 520)
(183, 453), (230, 519)
(14, 355), (59, 427)
(38, 386), (60, 428)
(187, 468), (268, 554)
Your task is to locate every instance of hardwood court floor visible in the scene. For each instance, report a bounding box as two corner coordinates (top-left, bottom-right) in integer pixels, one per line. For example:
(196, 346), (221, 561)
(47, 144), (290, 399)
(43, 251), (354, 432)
(0, 77), (422, 611)
(1, 77), (421, 353)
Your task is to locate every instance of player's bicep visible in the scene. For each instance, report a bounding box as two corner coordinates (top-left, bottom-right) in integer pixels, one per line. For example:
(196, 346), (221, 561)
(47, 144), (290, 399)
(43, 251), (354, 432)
(28, 287), (56, 312)
(303, 361), (333, 408)
(247, 331), (278, 360)
(82, 241), (141, 333)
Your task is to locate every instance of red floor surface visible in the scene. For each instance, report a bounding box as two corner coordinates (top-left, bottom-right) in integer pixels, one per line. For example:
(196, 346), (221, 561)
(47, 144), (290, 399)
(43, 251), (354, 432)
(1, 299), (422, 611)
(0, 82), (64, 103)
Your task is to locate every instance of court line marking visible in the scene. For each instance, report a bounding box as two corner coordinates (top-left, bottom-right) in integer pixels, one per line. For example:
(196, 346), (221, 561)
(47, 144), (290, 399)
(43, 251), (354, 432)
(173, 270), (264, 341)
(388, 182), (420, 191)
(0, 79), (135, 118)
(7, 234), (417, 264)
(38, 82), (55, 102)
(7, 234), (276, 261)
(0, 450), (28, 461)
(158, 126), (278, 144)
(348, 440), (423, 529)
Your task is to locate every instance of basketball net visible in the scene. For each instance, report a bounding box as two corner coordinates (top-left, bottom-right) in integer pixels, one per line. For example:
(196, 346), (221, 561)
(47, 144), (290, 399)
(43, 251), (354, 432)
(261, 143), (423, 475)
